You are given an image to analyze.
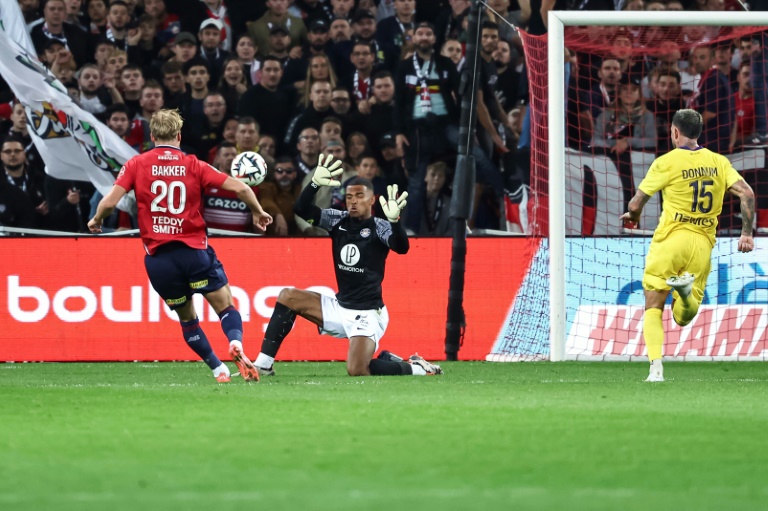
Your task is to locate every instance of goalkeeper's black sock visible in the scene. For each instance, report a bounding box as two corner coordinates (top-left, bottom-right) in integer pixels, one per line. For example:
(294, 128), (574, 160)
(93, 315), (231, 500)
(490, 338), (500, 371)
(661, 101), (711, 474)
(260, 302), (297, 358)
(369, 359), (413, 375)
(180, 318), (221, 370)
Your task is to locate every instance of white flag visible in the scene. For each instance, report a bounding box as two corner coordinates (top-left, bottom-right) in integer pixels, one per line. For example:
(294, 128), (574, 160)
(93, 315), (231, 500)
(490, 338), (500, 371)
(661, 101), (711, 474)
(0, 15), (137, 212)
(0, 0), (36, 55)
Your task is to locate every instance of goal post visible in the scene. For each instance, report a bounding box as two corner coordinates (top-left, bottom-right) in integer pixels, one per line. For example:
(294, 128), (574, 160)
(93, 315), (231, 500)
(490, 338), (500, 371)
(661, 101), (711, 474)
(489, 11), (768, 362)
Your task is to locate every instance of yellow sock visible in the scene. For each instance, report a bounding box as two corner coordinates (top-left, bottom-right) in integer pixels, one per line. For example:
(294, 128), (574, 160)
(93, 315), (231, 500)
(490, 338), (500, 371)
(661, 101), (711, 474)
(673, 295), (700, 326)
(643, 308), (664, 361)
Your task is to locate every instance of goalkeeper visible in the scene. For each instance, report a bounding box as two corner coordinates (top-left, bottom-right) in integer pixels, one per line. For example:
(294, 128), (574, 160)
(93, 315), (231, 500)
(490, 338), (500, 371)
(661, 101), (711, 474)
(252, 155), (443, 377)
(621, 109), (755, 382)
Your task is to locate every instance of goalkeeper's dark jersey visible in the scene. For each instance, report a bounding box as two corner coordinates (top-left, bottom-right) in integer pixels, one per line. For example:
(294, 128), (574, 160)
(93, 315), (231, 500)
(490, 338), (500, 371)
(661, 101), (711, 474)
(295, 183), (410, 310)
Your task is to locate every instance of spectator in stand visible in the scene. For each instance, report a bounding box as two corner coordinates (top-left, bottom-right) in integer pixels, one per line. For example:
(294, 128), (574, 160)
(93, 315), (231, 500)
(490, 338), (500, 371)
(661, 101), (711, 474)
(319, 116), (344, 147)
(492, 39), (521, 116)
(201, 0), (233, 52)
(647, 69), (685, 154)
(181, 58), (211, 126)
(136, 81), (165, 123)
(234, 116), (261, 154)
(346, 132), (371, 166)
(160, 60), (186, 111)
(377, 132), (408, 190)
(136, 13), (165, 71)
(167, 32), (199, 65)
(440, 39), (464, 71)
(298, 55), (338, 108)
(199, 18), (230, 87)
(592, 75), (657, 155)
(259, 135), (277, 160)
(234, 34), (261, 86)
(103, 1), (139, 54)
(336, 9), (399, 78)
(248, 0), (307, 58)
(183, 91), (229, 160)
(330, 87), (353, 120)
(343, 154), (387, 201)
(105, 103), (153, 153)
(730, 61), (755, 150)
(85, 0), (108, 35)
(31, 0), (89, 68)
(394, 21), (459, 232)
(258, 156), (304, 236)
(201, 142), (259, 232)
(296, 0), (334, 26)
(435, 0), (470, 49)
(218, 57), (248, 114)
(237, 56), (296, 151)
(329, 17), (352, 43)
(578, 57), (622, 148)
(143, 0), (179, 47)
(119, 65), (146, 118)
(689, 45), (733, 153)
(19, 0), (41, 26)
(64, 0), (87, 31)
(592, 74), (657, 213)
(287, 80), (334, 147)
(348, 71), (397, 153)
(1, 136), (48, 227)
(45, 42), (78, 85)
(282, 19), (335, 91)
(265, 25), (293, 67)
(377, 0), (416, 49)
(418, 161), (452, 236)
(343, 41), (377, 107)
(715, 42), (738, 92)
(0, 175), (36, 229)
(330, 0), (356, 21)
(93, 37), (116, 70)
(206, 117), (240, 163)
(609, 29), (645, 79)
(5, 103), (44, 174)
(78, 63), (123, 115)
(45, 176), (94, 233)
(294, 127), (321, 178)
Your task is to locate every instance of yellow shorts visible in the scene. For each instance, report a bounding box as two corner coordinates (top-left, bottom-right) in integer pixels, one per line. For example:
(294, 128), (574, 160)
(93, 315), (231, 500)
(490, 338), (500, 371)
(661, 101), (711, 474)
(642, 229), (712, 303)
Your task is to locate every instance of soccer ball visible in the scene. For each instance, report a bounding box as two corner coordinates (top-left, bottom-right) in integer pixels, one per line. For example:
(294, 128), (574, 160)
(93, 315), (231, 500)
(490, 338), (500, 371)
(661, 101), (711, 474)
(230, 151), (267, 186)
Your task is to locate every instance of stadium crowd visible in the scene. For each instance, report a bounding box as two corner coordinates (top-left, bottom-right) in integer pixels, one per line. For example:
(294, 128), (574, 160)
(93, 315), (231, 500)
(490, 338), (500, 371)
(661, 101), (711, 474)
(0, 0), (766, 235)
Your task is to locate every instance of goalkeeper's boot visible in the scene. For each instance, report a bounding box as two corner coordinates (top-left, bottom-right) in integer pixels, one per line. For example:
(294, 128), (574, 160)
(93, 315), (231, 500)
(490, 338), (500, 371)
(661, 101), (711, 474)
(256, 365), (275, 377)
(408, 353), (443, 375)
(377, 350), (404, 363)
(666, 272), (694, 301)
(229, 342), (260, 382)
(645, 359), (664, 382)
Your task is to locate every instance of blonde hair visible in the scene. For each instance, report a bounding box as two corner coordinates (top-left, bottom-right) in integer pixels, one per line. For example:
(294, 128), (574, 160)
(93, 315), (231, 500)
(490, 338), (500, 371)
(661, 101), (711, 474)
(150, 109), (184, 141)
(300, 54), (338, 107)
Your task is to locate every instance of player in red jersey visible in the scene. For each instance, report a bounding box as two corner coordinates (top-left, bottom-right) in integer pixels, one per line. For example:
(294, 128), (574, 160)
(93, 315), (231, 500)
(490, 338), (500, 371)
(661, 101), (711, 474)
(88, 109), (272, 382)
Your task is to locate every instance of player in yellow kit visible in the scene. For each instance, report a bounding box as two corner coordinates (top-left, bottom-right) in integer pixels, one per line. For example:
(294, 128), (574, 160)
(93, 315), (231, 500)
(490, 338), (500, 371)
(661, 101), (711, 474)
(621, 109), (755, 382)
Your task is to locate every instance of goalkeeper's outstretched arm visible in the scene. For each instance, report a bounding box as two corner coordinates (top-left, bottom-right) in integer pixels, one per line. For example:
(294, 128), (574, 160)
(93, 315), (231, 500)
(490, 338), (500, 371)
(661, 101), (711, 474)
(294, 182), (323, 226)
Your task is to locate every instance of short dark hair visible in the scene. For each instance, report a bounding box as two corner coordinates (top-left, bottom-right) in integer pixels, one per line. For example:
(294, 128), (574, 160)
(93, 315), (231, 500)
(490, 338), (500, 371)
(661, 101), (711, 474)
(109, 0), (128, 10)
(372, 70), (393, 84)
(346, 176), (374, 190)
(657, 70), (681, 84)
(481, 21), (499, 32)
(672, 109), (703, 139)
(142, 79), (164, 92)
(104, 103), (131, 119)
(275, 155), (293, 165)
(161, 60), (184, 77)
(2, 134), (26, 149)
(120, 64), (143, 76)
(183, 57), (209, 75)
(238, 116), (258, 127)
(261, 55), (283, 68)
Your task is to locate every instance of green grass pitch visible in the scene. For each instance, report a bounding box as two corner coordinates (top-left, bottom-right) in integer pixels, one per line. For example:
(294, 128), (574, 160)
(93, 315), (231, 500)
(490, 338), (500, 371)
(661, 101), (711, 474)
(1, 362), (767, 511)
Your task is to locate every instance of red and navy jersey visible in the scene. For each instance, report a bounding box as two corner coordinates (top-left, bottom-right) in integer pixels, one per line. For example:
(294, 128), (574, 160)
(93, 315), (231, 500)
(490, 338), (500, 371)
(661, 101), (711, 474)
(202, 185), (258, 232)
(115, 145), (228, 255)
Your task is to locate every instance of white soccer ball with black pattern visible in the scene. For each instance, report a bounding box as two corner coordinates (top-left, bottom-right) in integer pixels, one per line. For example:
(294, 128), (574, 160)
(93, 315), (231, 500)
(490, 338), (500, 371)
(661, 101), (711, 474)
(230, 151), (267, 186)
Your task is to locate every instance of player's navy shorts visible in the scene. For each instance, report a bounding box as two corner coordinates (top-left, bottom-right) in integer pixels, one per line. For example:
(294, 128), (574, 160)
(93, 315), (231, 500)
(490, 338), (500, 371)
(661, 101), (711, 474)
(144, 242), (228, 310)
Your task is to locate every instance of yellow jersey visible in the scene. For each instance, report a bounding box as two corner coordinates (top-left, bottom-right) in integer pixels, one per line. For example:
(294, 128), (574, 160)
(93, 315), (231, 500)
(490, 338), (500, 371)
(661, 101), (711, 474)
(638, 146), (743, 247)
